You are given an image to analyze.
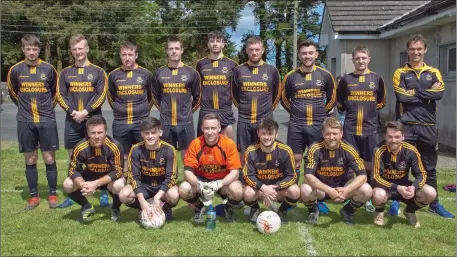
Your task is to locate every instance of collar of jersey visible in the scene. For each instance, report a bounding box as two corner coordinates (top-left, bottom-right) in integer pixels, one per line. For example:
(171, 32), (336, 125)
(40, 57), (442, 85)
(323, 141), (340, 150)
(208, 54), (224, 61)
(298, 65), (317, 73)
(247, 59), (264, 67)
(24, 59), (43, 67)
(121, 64), (139, 71)
(167, 61), (184, 69)
(74, 61), (91, 68)
(203, 134), (221, 148)
(403, 62), (432, 73)
(351, 69), (371, 76)
(386, 143), (402, 155)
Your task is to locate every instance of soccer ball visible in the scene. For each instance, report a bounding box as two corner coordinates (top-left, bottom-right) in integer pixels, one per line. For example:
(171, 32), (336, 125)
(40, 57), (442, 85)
(140, 205), (166, 229)
(256, 211), (281, 234)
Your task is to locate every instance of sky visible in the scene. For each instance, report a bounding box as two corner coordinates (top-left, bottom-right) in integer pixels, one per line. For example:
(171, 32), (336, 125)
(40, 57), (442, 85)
(226, 3), (324, 50)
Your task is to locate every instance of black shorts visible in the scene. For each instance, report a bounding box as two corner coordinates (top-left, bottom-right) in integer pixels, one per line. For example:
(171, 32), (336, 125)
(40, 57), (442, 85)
(287, 123), (322, 154)
(403, 123), (438, 147)
(385, 181), (418, 205)
(112, 123), (142, 154)
(236, 121), (258, 153)
(197, 109), (235, 137)
(17, 121), (59, 153)
(342, 133), (378, 162)
(81, 173), (109, 191)
(321, 179), (349, 200)
(162, 124), (195, 150)
(64, 115), (87, 149)
(137, 185), (161, 199)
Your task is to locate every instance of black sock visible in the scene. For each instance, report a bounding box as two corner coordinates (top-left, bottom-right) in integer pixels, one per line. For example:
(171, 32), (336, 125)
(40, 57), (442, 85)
(227, 198), (241, 208)
(165, 200), (178, 209)
(343, 199), (364, 214)
(374, 203), (386, 212)
(126, 198), (141, 210)
(45, 162), (57, 195)
(25, 164), (38, 197)
(109, 191), (121, 210)
(304, 200), (317, 213)
(405, 198), (427, 213)
(244, 200), (259, 209)
(279, 197), (298, 212)
(68, 190), (90, 208)
(184, 194), (201, 206)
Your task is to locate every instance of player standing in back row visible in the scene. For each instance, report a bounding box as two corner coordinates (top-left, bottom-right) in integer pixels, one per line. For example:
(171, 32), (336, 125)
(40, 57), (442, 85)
(7, 34), (60, 210)
(196, 31), (238, 139)
(231, 35), (281, 162)
(152, 35), (201, 160)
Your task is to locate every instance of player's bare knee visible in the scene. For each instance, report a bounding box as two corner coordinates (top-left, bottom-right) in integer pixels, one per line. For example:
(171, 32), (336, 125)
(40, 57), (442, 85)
(371, 188), (387, 205)
(41, 151), (56, 164)
(119, 186), (134, 203)
(178, 181), (192, 199)
(286, 184), (300, 199)
(243, 186), (257, 201)
(300, 184), (316, 201)
(357, 183), (373, 200)
(24, 152), (38, 165)
(417, 185), (437, 203)
(111, 178), (125, 194)
(63, 178), (76, 193)
(166, 186), (180, 204)
(227, 181), (243, 199)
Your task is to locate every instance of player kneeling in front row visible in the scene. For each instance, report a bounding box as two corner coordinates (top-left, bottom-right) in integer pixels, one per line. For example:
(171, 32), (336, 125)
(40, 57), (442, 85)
(371, 121), (436, 228)
(62, 115), (125, 223)
(179, 113), (243, 223)
(243, 118), (300, 224)
(300, 116), (372, 225)
(119, 117), (179, 222)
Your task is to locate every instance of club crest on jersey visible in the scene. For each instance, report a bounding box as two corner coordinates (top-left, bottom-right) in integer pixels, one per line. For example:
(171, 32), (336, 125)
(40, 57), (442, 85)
(275, 160), (280, 167)
(221, 67), (228, 74)
(262, 73), (268, 80)
(159, 158), (165, 165)
(398, 161), (406, 170)
(87, 74), (93, 80)
(369, 82), (375, 89)
(425, 74), (432, 81)
(137, 77), (143, 83)
(338, 158), (344, 165)
(40, 74), (47, 80)
(316, 80), (323, 87)
(208, 155), (214, 162)
(181, 75), (188, 82)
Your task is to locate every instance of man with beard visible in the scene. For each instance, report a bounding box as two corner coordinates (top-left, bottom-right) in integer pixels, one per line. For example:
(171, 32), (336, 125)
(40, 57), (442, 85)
(179, 113), (243, 223)
(152, 36), (201, 161)
(196, 31), (238, 139)
(300, 116), (372, 225)
(231, 36), (281, 163)
(336, 46), (386, 213)
(243, 118), (299, 224)
(371, 121), (436, 227)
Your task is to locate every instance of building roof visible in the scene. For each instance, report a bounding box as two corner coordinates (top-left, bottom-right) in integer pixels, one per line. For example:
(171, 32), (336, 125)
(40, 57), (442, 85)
(325, 0), (429, 33)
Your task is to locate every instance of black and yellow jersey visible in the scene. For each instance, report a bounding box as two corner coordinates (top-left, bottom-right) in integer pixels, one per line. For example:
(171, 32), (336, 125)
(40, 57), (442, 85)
(337, 70), (386, 135)
(304, 140), (366, 187)
(243, 141), (296, 190)
(57, 62), (107, 115)
(152, 62), (201, 126)
(196, 56), (238, 111)
(7, 59), (57, 122)
(126, 140), (177, 195)
(372, 141), (427, 191)
(393, 63), (444, 125)
(281, 66), (336, 125)
(107, 65), (153, 124)
(68, 135), (123, 181)
(231, 60), (281, 123)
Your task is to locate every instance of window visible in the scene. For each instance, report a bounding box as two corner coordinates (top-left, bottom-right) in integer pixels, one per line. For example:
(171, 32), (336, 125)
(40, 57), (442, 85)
(439, 43), (456, 78)
(400, 51), (408, 67)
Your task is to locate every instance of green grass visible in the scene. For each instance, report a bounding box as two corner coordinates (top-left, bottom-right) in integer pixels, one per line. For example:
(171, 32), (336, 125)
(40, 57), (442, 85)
(1, 142), (456, 256)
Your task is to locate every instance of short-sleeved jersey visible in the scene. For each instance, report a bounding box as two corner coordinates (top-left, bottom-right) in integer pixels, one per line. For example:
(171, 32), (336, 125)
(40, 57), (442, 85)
(393, 63), (444, 125)
(243, 141), (296, 190)
(337, 70), (386, 135)
(281, 66), (336, 125)
(107, 65), (153, 124)
(57, 62), (107, 115)
(68, 135), (123, 182)
(372, 141), (427, 191)
(231, 61), (281, 123)
(184, 134), (241, 180)
(196, 56), (238, 111)
(126, 140), (177, 196)
(7, 59), (58, 122)
(152, 63), (201, 126)
(304, 140), (366, 187)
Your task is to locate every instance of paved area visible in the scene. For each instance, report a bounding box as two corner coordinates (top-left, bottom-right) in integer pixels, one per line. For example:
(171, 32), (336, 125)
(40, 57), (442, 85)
(1, 102), (455, 169)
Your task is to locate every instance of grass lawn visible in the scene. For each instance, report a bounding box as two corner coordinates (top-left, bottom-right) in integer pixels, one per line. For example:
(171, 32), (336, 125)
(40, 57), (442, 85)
(1, 142), (455, 256)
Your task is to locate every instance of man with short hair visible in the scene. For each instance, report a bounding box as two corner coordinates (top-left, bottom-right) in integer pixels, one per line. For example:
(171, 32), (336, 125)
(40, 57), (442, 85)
(7, 34), (60, 210)
(300, 116), (372, 225)
(196, 31), (238, 139)
(57, 34), (108, 208)
(119, 117), (179, 222)
(152, 35), (201, 161)
(371, 121), (436, 227)
(336, 45), (386, 212)
(281, 39), (336, 178)
(243, 118), (299, 224)
(108, 41), (154, 172)
(179, 113), (243, 223)
(62, 115), (125, 223)
(392, 34), (452, 218)
(231, 35), (281, 162)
